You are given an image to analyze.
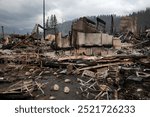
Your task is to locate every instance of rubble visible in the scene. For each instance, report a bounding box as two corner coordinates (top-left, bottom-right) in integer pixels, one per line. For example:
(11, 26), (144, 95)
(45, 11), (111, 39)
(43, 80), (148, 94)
(0, 16), (149, 100)
(64, 79), (71, 83)
(64, 86), (70, 94)
(52, 84), (60, 91)
(49, 96), (56, 100)
(0, 79), (46, 99)
(25, 72), (31, 76)
(0, 42), (149, 100)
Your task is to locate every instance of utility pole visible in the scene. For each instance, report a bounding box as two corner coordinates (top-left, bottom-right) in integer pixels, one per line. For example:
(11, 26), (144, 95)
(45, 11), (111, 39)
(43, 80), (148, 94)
(43, 0), (46, 40)
(1, 26), (4, 39)
(110, 15), (114, 34)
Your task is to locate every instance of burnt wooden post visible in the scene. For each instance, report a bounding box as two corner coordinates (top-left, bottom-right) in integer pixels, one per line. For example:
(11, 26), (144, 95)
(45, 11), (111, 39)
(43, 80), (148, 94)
(1, 26), (4, 39)
(43, 0), (46, 40)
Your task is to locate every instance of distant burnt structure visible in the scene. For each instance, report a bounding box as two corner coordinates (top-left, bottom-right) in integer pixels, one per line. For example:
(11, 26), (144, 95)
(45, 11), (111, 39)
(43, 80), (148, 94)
(50, 17), (119, 54)
(120, 16), (137, 34)
(71, 17), (106, 48)
(72, 17), (98, 33)
(72, 17), (106, 33)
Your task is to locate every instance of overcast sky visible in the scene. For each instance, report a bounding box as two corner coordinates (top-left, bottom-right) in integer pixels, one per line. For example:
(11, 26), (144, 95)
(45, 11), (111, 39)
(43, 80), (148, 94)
(0, 0), (150, 33)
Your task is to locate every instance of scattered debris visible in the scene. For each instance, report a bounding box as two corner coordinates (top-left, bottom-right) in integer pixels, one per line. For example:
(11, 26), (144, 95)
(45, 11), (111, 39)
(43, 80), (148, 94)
(82, 70), (96, 78)
(64, 79), (71, 83)
(49, 96), (56, 100)
(52, 84), (60, 91)
(0, 79), (46, 99)
(29, 69), (34, 72)
(25, 72), (31, 76)
(60, 69), (67, 74)
(44, 71), (51, 74)
(64, 86), (70, 94)
(53, 72), (58, 75)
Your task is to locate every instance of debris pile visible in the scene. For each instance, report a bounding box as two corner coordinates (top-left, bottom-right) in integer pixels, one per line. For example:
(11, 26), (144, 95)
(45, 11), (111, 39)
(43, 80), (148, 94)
(0, 79), (46, 99)
(0, 16), (149, 100)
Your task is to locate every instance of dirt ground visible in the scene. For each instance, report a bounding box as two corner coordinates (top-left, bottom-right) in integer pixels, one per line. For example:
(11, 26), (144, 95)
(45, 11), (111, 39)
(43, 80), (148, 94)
(0, 61), (150, 100)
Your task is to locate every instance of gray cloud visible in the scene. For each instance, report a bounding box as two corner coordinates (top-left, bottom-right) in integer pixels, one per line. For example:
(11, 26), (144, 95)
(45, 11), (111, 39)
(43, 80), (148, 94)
(0, 0), (150, 34)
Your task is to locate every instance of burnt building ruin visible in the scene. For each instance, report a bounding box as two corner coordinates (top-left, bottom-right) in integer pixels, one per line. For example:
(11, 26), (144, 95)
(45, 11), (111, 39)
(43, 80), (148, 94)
(120, 16), (137, 34)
